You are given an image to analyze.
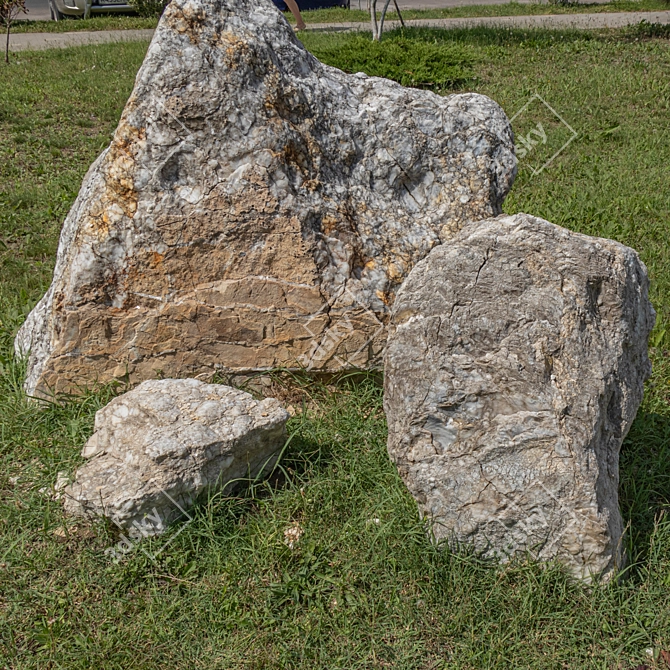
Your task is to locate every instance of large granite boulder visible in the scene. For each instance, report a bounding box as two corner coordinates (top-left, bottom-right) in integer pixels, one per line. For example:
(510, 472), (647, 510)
(63, 379), (288, 532)
(384, 213), (655, 581)
(15, 0), (515, 396)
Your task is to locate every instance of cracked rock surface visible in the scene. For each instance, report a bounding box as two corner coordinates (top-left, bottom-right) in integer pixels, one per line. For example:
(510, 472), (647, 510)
(15, 0), (515, 396)
(384, 213), (655, 580)
(63, 379), (288, 532)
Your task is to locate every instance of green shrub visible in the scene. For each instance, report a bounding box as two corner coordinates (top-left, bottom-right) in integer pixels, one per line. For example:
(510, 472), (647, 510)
(128, 0), (168, 18)
(309, 30), (475, 90)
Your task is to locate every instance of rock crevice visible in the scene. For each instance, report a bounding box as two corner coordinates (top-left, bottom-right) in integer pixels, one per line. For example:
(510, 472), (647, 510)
(383, 213), (655, 580)
(15, 0), (515, 396)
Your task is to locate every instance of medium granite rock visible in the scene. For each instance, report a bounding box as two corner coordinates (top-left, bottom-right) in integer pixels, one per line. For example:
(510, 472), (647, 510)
(15, 0), (515, 396)
(63, 379), (288, 533)
(384, 213), (655, 580)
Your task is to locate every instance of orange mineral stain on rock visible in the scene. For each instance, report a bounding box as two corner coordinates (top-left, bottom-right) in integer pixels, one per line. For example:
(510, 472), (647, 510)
(163, 1), (206, 45)
(149, 252), (164, 268)
(85, 121), (144, 240)
(16, 0), (516, 398)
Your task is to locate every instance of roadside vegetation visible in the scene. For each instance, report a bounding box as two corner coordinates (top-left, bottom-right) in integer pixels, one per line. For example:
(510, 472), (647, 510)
(8, 0), (670, 33)
(289, 0), (670, 24)
(0, 25), (669, 668)
(9, 14), (156, 32)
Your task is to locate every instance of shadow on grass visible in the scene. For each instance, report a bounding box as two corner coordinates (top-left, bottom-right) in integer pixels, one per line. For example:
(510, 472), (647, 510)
(42, 367), (670, 584)
(620, 410), (670, 564)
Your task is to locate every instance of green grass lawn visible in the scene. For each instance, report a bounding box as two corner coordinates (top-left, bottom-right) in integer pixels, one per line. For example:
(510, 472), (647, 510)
(1, 25), (670, 668)
(9, 0), (670, 33)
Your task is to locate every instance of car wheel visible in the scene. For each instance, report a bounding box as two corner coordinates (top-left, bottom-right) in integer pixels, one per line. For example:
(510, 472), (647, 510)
(48, 0), (66, 20)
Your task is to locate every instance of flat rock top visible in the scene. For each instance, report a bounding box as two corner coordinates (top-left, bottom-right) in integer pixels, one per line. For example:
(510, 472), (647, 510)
(393, 212), (651, 324)
(85, 379), (288, 463)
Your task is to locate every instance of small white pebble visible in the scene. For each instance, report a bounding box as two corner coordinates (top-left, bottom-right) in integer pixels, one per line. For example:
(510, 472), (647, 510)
(283, 522), (303, 550)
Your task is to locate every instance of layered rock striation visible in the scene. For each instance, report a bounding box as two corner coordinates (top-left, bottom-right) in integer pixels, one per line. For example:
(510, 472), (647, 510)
(384, 213), (655, 580)
(15, 0), (515, 396)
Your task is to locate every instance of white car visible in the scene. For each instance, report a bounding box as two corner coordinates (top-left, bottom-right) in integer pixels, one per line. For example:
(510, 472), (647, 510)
(48, 0), (135, 20)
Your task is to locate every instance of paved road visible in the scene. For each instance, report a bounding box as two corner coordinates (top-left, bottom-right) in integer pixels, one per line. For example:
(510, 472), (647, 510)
(19, 0), (52, 21)
(394, 0), (610, 6)
(17, 0), (611, 21)
(8, 9), (670, 49)
(311, 8), (670, 28)
(9, 27), (155, 49)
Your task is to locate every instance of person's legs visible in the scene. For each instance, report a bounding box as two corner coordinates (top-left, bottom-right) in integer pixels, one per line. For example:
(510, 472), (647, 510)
(284, 0), (306, 30)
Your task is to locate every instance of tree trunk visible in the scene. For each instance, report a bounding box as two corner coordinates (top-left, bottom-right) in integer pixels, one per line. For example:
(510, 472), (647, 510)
(5, 20), (10, 64)
(377, 0), (394, 38)
(392, 0), (405, 28)
(370, 0), (379, 40)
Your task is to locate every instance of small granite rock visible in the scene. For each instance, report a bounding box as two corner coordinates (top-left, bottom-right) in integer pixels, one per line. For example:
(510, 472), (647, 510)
(16, 0), (515, 396)
(384, 213), (655, 580)
(63, 379), (288, 533)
